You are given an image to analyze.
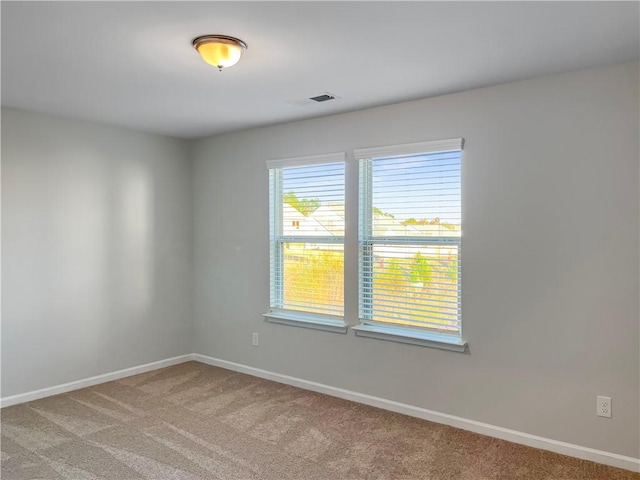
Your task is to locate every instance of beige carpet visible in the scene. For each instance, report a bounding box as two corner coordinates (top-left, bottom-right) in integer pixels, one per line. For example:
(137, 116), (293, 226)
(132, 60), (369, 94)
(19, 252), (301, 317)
(1, 361), (637, 480)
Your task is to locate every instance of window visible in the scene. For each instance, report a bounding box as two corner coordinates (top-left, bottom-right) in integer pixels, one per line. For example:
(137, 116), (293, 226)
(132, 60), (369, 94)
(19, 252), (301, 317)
(265, 153), (347, 333)
(355, 139), (466, 351)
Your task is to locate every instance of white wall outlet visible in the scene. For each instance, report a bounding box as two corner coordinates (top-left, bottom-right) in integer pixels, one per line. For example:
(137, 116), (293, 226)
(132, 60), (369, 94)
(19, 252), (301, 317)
(597, 396), (612, 418)
(252, 332), (259, 346)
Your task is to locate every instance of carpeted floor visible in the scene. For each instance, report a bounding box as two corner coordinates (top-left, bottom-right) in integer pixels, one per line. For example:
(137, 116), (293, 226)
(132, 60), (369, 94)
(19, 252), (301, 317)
(1, 361), (637, 480)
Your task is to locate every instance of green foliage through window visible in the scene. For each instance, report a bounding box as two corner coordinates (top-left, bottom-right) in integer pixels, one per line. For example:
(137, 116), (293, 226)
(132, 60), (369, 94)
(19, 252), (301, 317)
(409, 252), (432, 285)
(373, 206), (395, 218)
(284, 191), (320, 217)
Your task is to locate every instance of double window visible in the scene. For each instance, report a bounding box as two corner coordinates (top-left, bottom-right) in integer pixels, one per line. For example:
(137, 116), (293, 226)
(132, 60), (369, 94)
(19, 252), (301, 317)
(266, 139), (465, 350)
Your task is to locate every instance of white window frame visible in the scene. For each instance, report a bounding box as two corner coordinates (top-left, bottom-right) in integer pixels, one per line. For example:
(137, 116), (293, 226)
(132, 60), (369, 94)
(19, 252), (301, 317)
(263, 152), (348, 334)
(353, 139), (467, 352)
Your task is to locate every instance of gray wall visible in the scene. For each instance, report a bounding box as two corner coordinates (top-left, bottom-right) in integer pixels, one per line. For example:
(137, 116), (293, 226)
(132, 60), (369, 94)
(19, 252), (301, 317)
(2, 108), (193, 397)
(192, 62), (639, 457)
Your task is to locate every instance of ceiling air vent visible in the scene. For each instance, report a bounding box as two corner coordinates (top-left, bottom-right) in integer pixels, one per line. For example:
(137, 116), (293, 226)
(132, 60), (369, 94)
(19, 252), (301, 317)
(309, 93), (335, 102)
(286, 93), (340, 107)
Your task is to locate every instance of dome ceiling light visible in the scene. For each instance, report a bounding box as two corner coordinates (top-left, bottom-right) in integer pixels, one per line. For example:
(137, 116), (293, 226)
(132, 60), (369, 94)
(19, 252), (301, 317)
(192, 35), (248, 71)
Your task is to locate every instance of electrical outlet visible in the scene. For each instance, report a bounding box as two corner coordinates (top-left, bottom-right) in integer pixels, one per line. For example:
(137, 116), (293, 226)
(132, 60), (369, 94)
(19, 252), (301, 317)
(597, 396), (612, 418)
(252, 332), (259, 346)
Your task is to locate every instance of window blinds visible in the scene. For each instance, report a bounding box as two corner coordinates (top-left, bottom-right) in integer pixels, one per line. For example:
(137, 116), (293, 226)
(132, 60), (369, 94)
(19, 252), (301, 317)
(357, 140), (463, 335)
(269, 155), (345, 317)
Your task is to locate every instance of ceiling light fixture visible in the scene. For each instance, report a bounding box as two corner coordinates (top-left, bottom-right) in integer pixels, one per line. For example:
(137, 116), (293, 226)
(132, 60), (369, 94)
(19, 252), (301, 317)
(192, 35), (248, 71)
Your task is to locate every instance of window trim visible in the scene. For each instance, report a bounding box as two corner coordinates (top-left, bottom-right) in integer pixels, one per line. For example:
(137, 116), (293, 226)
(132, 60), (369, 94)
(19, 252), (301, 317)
(265, 152), (346, 169)
(352, 323), (467, 352)
(353, 138), (464, 161)
(263, 309), (348, 334)
(355, 138), (465, 350)
(265, 152), (347, 333)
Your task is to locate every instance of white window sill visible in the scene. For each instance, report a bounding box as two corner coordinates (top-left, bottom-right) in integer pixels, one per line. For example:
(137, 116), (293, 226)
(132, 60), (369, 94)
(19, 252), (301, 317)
(352, 323), (467, 353)
(263, 310), (348, 334)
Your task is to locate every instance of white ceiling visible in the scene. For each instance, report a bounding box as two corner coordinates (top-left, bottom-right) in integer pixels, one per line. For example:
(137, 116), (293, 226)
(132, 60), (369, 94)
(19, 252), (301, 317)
(2, 1), (638, 139)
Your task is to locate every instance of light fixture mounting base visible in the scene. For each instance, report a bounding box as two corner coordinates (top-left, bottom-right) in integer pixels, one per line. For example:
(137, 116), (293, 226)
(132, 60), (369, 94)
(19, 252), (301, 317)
(192, 35), (248, 52)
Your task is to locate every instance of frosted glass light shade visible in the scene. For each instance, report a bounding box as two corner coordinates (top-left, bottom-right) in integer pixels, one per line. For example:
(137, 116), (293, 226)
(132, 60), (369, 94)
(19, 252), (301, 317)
(193, 35), (247, 71)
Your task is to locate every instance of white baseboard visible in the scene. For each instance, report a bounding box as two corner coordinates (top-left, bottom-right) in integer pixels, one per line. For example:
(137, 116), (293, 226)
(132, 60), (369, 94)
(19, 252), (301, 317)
(0, 354), (194, 408)
(192, 353), (640, 473)
(2, 352), (638, 473)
